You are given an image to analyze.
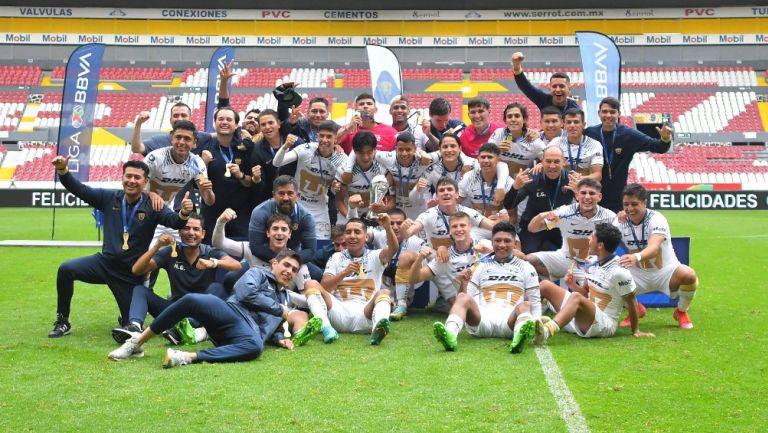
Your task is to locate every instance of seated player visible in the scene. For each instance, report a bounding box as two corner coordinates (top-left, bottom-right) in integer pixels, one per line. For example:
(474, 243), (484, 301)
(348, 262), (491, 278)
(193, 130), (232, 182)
(302, 214), (399, 345)
(432, 222), (541, 353)
(408, 212), (490, 311)
(534, 223), (655, 343)
(272, 120), (349, 240)
(108, 250), (322, 367)
(112, 214), (241, 344)
(616, 183), (699, 329)
(526, 178), (616, 281)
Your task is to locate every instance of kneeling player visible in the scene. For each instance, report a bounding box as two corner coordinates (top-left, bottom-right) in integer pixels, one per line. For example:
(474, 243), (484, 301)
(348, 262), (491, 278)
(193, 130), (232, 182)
(432, 222), (541, 353)
(534, 223), (654, 344)
(303, 214), (399, 345)
(616, 183), (698, 329)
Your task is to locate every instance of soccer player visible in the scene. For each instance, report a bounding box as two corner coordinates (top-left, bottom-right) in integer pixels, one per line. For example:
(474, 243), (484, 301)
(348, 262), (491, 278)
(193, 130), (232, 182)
(459, 97), (504, 158)
(458, 143), (512, 238)
(302, 213), (399, 345)
(335, 131), (393, 224)
(488, 102), (546, 175)
(539, 106), (565, 145)
(338, 93), (398, 153)
(584, 97), (673, 212)
(432, 222), (540, 353)
(534, 223), (655, 343)
(373, 131), (432, 219)
(108, 250), (321, 367)
(389, 96), (429, 150)
(248, 175), (317, 265)
(130, 102), (213, 156)
(526, 178), (616, 281)
(549, 108), (603, 181)
(615, 183), (698, 329)
(112, 214), (241, 343)
(504, 146), (578, 254)
(423, 97), (466, 151)
(408, 212), (489, 311)
(272, 120), (349, 240)
(48, 156), (193, 338)
(511, 51), (579, 114)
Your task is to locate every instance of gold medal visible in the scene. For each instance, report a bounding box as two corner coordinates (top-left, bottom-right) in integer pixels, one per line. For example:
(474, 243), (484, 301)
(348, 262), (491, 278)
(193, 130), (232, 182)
(122, 232), (129, 250)
(170, 240), (178, 258)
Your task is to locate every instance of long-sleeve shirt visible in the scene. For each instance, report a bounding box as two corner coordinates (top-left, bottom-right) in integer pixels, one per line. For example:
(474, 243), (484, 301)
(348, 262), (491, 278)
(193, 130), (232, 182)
(584, 123), (671, 212)
(513, 72), (580, 114)
(59, 171), (185, 269)
(248, 199), (317, 264)
(229, 267), (289, 345)
(504, 170), (575, 226)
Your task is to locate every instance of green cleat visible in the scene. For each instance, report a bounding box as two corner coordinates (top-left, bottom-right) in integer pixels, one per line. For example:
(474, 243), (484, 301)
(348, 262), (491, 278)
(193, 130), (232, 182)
(174, 318), (196, 346)
(291, 316), (323, 347)
(389, 305), (408, 321)
(369, 318), (391, 345)
(321, 325), (339, 344)
(509, 320), (535, 354)
(432, 322), (457, 351)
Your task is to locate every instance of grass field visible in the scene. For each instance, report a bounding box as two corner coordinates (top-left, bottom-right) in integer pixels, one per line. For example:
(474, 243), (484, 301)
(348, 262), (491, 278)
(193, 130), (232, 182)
(1, 208), (766, 433)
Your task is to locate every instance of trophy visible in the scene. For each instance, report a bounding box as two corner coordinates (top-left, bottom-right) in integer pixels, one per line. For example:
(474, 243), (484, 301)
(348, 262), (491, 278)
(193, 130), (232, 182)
(368, 175), (389, 221)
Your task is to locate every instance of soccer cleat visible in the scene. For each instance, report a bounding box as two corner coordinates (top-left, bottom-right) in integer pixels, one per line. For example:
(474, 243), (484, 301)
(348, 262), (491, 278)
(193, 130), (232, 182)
(533, 319), (548, 346)
(509, 320), (535, 354)
(369, 318), (391, 345)
(108, 334), (144, 360)
(619, 303), (648, 327)
(321, 325), (339, 344)
(291, 317), (323, 347)
(432, 322), (457, 352)
(48, 314), (72, 338)
(174, 318), (196, 345)
(111, 322), (143, 344)
(389, 305), (408, 321)
(161, 328), (183, 346)
(673, 308), (694, 329)
(162, 348), (191, 369)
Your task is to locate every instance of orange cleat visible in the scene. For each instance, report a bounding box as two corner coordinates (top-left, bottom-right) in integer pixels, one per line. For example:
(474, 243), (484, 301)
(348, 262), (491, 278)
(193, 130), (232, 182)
(673, 308), (693, 329)
(619, 302), (647, 327)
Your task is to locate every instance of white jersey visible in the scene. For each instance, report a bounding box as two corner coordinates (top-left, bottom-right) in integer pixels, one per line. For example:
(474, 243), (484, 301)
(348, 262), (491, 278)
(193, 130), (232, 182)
(581, 255), (636, 322)
(394, 123), (429, 150)
(488, 128), (546, 172)
(338, 159), (388, 218)
(427, 244), (483, 299)
(415, 205), (486, 249)
(375, 151), (432, 219)
(468, 255), (540, 308)
(368, 226), (425, 252)
(144, 147), (207, 205)
(552, 203), (617, 260)
(324, 249), (385, 302)
(616, 209), (680, 270)
(549, 135), (603, 175)
(293, 143), (348, 210)
(421, 151), (478, 188)
(458, 168), (514, 217)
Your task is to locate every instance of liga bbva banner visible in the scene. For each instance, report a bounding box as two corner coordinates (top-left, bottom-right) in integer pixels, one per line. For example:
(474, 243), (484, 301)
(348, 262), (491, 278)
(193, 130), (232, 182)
(57, 43), (105, 182)
(366, 44), (402, 106)
(204, 46), (235, 132)
(576, 31), (621, 125)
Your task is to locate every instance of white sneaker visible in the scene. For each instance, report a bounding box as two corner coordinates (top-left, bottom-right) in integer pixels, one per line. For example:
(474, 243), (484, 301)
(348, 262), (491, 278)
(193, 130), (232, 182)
(162, 348), (190, 369)
(108, 334), (144, 360)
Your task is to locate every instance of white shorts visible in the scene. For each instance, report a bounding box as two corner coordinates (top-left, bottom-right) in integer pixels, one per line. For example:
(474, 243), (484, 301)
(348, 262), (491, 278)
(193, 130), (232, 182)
(629, 262), (680, 295)
(328, 298), (372, 334)
(530, 250), (585, 281)
(301, 198), (332, 240)
(559, 291), (617, 338)
(466, 304), (514, 338)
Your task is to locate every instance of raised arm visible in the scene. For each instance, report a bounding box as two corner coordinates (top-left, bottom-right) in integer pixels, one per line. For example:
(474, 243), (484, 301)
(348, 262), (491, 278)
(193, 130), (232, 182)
(130, 111), (151, 155)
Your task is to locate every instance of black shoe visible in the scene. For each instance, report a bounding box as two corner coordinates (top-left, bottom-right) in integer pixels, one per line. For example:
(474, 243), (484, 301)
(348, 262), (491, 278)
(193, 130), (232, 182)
(48, 314), (72, 338)
(111, 322), (142, 344)
(161, 328), (182, 346)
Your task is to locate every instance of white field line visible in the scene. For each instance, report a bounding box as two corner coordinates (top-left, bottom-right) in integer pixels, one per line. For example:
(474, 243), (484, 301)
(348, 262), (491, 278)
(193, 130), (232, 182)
(535, 346), (591, 433)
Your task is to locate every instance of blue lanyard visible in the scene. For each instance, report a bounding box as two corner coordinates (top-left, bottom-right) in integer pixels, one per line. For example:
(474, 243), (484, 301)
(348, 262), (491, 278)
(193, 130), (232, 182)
(441, 161), (462, 182)
(396, 161), (415, 198)
(358, 163), (375, 186)
(437, 207), (453, 241)
(185, 157), (202, 176)
(598, 254), (617, 267)
(628, 210), (648, 250)
(479, 176), (498, 211)
(566, 135), (585, 171)
(544, 171), (563, 210)
(387, 243), (403, 271)
(309, 128), (318, 142)
(600, 127), (617, 179)
(218, 143), (234, 165)
(121, 195), (145, 234)
(315, 150), (328, 186)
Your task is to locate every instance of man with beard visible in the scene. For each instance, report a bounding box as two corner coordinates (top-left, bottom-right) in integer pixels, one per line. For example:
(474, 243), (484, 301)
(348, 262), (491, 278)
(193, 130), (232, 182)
(248, 175), (317, 265)
(47, 156), (193, 338)
(511, 51), (579, 114)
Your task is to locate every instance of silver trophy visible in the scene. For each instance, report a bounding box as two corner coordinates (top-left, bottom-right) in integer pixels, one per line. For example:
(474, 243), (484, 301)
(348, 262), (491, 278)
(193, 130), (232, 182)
(368, 174), (389, 221)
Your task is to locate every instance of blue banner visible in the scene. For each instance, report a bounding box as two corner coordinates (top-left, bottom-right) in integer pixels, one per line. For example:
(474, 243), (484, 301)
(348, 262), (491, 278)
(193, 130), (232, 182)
(576, 31), (621, 126)
(57, 43), (105, 182)
(204, 46), (235, 132)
